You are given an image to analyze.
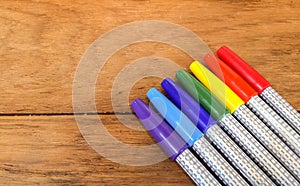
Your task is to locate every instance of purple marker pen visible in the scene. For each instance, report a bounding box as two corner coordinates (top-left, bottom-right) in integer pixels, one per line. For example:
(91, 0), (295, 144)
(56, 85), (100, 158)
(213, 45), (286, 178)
(131, 98), (220, 186)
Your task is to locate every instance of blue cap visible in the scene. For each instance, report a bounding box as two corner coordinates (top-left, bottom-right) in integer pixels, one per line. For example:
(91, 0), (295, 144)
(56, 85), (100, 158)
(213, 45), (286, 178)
(161, 78), (217, 133)
(146, 88), (203, 147)
(130, 98), (188, 160)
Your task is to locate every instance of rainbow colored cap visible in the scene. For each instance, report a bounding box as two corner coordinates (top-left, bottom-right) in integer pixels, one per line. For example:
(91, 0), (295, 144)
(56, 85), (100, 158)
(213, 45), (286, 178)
(217, 46), (271, 94)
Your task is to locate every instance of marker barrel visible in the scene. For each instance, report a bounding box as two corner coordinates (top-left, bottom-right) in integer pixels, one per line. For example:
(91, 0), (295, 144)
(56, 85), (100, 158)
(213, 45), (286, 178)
(205, 125), (274, 185)
(176, 149), (221, 186)
(247, 95), (300, 157)
(192, 137), (248, 186)
(233, 105), (300, 182)
(219, 114), (298, 185)
(261, 87), (300, 134)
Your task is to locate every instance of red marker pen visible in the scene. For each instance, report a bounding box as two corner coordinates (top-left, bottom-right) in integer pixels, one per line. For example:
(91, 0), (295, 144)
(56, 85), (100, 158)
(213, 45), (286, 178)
(204, 54), (300, 179)
(217, 46), (300, 136)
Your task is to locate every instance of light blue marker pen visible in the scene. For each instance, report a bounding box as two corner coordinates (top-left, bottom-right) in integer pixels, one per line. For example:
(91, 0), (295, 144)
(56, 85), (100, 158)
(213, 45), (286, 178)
(147, 88), (249, 186)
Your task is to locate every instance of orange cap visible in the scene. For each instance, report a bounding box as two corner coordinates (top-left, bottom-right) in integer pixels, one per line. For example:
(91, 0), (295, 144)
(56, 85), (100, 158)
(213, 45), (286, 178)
(204, 53), (258, 103)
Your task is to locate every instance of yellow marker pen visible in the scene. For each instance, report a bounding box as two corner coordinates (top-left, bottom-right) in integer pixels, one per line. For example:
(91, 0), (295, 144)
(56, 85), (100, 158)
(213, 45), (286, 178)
(190, 61), (243, 113)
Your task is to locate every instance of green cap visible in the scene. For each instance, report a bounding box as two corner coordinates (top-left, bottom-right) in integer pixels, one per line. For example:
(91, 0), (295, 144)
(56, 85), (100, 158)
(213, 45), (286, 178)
(176, 69), (229, 121)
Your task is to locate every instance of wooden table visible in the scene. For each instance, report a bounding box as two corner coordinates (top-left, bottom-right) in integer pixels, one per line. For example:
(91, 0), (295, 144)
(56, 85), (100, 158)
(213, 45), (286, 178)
(0, 0), (299, 185)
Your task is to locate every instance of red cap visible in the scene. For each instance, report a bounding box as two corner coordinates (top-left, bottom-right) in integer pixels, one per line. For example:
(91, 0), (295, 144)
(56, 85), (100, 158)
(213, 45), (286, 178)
(204, 53), (258, 102)
(217, 46), (271, 94)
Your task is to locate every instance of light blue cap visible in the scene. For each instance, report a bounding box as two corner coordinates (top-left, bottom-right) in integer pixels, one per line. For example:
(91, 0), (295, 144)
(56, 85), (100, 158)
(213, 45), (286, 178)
(146, 88), (203, 147)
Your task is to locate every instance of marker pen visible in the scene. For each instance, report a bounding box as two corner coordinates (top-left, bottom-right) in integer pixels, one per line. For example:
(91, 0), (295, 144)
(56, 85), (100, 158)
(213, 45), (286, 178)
(130, 99), (220, 185)
(190, 62), (300, 180)
(204, 54), (300, 157)
(161, 78), (274, 185)
(146, 88), (249, 186)
(217, 46), (300, 135)
(176, 69), (299, 185)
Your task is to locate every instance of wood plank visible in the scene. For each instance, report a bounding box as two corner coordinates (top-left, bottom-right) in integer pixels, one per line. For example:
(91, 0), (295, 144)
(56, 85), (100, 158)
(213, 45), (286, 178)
(0, 115), (194, 185)
(0, 0), (299, 114)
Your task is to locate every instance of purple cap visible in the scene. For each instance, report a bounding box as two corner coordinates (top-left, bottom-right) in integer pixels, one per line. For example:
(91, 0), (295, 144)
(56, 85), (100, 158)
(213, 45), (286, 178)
(161, 78), (217, 133)
(130, 98), (188, 160)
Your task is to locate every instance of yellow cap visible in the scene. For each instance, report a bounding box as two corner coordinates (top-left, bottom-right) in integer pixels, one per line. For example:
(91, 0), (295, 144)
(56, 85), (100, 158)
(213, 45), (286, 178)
(190, 61), (244, 113)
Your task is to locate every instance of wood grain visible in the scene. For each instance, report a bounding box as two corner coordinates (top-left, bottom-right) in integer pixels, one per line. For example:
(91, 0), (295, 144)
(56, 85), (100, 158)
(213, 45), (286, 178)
(0, 0), (299, 185)
(0, 115), (192, 185)
(0, 0), (299, 114)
